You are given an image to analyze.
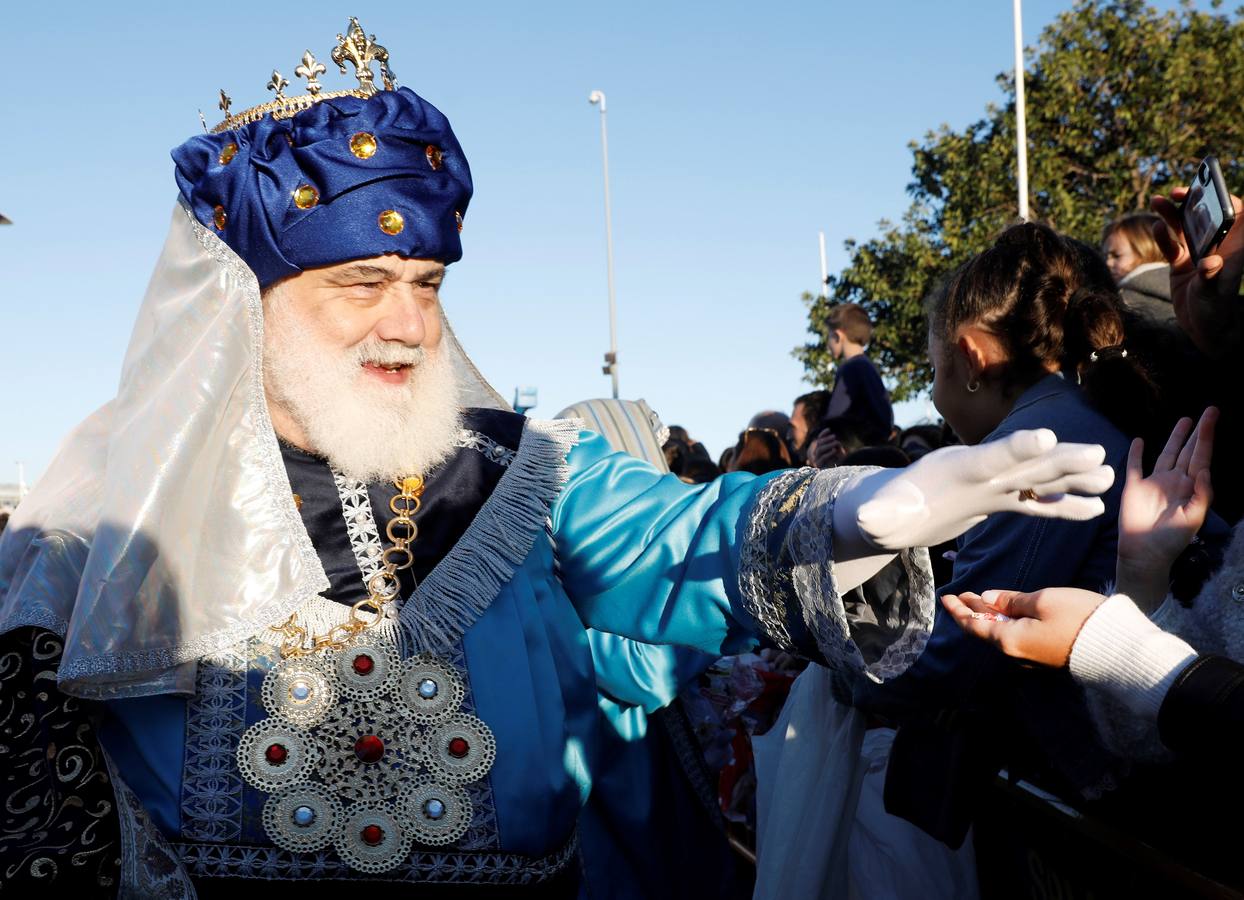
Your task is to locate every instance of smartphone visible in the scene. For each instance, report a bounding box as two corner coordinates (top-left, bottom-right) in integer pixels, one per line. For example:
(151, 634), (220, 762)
(1180, 156), (1236, 263)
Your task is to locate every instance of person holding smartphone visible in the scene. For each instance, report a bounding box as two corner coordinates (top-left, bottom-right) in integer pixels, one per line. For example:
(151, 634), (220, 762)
(1151, 160), (1244, 361)
(1145, 159), (1244, 522)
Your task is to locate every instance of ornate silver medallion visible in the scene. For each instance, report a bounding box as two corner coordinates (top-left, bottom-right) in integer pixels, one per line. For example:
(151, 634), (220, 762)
(262, 656), (337, 726)
(398, 776), (473, 846)
(397, 653), (465, 724)
(333, 639), (400, 702)
(263, 783), (343, 852)
(236, 634), (496, 874)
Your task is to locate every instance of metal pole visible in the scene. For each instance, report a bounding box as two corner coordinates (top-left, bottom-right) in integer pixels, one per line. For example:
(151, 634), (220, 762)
(1013, 0), (1029, 221)
(588, 90), (620, 399)
(818, 231), (829, 298)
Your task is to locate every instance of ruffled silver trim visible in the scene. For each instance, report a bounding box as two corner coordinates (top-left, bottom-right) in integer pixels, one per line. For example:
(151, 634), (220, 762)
(738, 468), (817, 650)
(738, 466), (935, 684)
(786, 468), (935, 682)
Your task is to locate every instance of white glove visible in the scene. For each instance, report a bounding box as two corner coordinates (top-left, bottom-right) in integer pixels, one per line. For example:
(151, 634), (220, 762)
(832, 429), (1114, 558)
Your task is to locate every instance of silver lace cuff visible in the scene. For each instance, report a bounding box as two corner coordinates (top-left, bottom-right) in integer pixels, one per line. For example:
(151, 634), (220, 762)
(738, 467), (936, 684)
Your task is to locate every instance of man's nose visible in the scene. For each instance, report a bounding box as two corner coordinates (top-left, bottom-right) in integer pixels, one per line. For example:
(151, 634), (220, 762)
(374, 291), (426, 345)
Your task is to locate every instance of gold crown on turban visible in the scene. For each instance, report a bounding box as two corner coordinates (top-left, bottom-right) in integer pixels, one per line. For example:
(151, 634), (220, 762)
(210, 17), (397, 134)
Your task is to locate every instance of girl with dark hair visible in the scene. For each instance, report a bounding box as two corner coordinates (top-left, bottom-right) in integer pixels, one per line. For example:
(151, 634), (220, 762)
(927, 221), (1156, 445)
(870, 221), (1149, 847)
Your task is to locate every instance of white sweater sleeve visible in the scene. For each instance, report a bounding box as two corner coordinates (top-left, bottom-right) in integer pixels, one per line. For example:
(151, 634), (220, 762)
(1068, 594), (1198, 721)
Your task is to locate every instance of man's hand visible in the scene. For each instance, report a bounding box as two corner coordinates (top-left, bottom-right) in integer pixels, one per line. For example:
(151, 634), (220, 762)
(806, 431), (846, 468)
(1116, 408), (1216, 612)
(1151, 188), (1244, 358)
(850, 429), (1114, 552)
(941, 588), (1107, 668)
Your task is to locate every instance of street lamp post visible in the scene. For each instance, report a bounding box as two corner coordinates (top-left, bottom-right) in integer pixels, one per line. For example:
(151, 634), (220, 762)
(588, 90), (619, 399)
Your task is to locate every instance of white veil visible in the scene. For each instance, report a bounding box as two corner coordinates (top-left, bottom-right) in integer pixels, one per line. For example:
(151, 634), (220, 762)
(0, 202), (506, 698)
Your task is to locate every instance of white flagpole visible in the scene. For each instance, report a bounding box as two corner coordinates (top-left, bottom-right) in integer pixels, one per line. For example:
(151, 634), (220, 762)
(1013, 0), (1030, 221)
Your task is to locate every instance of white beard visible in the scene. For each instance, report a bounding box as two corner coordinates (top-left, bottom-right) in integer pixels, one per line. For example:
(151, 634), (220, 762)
(262, 292), (463, 483)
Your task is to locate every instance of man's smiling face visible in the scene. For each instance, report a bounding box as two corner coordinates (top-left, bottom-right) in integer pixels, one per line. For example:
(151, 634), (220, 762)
(281, 255), (447, 386)
(261, 254), (463, 482)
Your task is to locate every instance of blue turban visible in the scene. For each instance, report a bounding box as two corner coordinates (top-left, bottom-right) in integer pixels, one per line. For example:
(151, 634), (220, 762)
(172, 87), (472, 289)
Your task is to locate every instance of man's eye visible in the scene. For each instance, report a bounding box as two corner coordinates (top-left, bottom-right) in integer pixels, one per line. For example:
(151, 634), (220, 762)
(417, 281), (441, 290)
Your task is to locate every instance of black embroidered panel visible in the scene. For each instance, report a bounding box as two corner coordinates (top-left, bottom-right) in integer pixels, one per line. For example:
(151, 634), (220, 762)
(281, 407), (526, 606)
(0, 627), (121, 894)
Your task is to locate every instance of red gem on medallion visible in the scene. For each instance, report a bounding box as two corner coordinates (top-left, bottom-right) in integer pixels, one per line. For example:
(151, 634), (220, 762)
(448, 737), (470, 759)
(352, 653), (375, 676)
(264, 743), (288, 766)
(361, 824), (385, 846)
(354, 734), (385, 763)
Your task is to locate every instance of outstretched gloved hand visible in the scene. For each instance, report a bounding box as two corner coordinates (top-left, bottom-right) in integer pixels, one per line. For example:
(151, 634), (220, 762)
(831, 429), (1114, 561)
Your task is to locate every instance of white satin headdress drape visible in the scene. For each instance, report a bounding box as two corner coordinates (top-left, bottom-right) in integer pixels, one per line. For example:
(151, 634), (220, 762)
(0, 201), (506, 698)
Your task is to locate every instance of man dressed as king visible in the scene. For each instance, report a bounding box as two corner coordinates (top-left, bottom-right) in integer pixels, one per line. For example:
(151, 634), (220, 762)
(0, 20), (1117, 898)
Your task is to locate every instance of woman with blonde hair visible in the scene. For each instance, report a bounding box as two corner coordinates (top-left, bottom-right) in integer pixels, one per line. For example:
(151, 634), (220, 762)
(1102, 212), (1173, 322)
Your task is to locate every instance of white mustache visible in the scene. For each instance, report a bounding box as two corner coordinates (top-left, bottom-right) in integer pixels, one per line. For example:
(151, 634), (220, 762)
(352, 342), (426, 367)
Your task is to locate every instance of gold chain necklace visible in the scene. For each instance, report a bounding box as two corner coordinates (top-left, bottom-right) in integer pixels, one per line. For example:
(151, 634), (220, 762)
(277, 474), (425, 658)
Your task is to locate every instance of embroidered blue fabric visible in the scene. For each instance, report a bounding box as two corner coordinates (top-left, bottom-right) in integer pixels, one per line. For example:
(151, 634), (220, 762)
(94, 429), (787, 872)
(172, 88), (472, 288)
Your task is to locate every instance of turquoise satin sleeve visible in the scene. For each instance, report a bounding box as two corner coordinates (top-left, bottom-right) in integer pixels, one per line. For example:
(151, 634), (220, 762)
(587, 629), (715, 713)
(553, 430), (779, 654)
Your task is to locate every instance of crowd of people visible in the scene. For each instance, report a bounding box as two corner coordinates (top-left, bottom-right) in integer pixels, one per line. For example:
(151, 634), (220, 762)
(655, 200), (1244, 896)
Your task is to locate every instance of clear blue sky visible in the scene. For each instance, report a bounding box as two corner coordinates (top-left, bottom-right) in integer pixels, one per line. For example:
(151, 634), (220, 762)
(0, 1), (1194, 482)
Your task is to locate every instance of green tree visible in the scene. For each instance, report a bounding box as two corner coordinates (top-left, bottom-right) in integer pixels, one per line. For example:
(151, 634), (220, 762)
(798, 0), (1244, 401)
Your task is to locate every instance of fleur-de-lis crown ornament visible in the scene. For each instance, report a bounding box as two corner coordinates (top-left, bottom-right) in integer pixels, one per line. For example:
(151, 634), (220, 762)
(331, 17), (395, 97)
(295, 50), (327, 95)
(209, 18), (399, 134)
(267, 70), (290, 100)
